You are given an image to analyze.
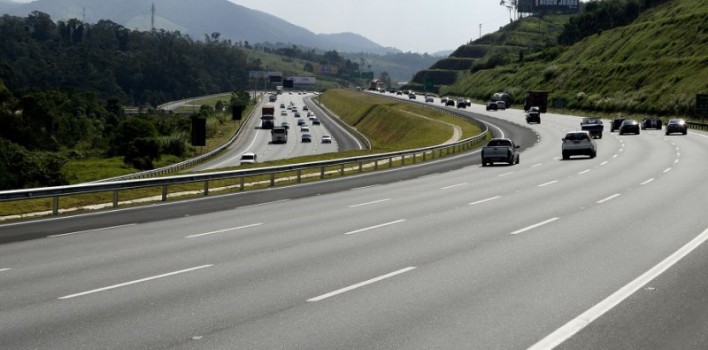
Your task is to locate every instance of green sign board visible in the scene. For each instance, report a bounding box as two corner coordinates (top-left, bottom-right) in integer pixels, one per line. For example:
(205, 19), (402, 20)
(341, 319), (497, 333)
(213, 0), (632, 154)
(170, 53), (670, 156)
(697, 94), (708, 117)
(552, 97), (568, 108)
(349, 72), (361, 79)
(424, 77), (434, 92)
(361, 72), (374, 80)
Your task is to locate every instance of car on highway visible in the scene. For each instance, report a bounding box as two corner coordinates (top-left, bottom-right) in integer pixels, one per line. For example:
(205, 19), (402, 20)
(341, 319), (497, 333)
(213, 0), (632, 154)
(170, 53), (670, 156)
(496, 101), (506, 110)
(486, 101), (498, 111)
(665, 118), (688, 135)
(562, 131), (597, 160)
(312, 118), (321, 125)
(303, 105), (308, 111)
(457, 98), (467, 108)
(279, 103), (285, 109)
(446, 99), (456, 106)
(321, 135), (332, 143)
(408, 92), (416, 99)
(441, 97), (449, 104)
(280, 110), (287, 116)
(481, 138), (520, 166)
(240, 152), (257, 164)
(580, 117), (604, 139)
(619, 119), (640, 135)
(300, 125), (310, 133)
(526, 107), (541, 124)
(425, 95), (434, 103)
(465, 98), (472, 107)
(281, 122), (290, 129)
(301, 133), (312, 143)
(297, 118), (306, 126)
(610, 118), (625, 132)
(641, 117), (662, 130)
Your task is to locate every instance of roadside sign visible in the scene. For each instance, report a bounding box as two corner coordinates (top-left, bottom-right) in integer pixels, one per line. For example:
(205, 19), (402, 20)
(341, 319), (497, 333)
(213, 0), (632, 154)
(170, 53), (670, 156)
(696, 94), (708, 117)
(551, 97), (567, 108)
(425, 77), (434, 92)
(361, 72), (374, 80)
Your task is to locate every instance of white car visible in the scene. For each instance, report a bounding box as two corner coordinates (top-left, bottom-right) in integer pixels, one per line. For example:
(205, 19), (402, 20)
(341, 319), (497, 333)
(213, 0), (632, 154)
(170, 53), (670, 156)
(561, 131), (597, 160)
(321, 135), (332, 143)
(300, 125), (310, 133)
(240, 152), (257, 164)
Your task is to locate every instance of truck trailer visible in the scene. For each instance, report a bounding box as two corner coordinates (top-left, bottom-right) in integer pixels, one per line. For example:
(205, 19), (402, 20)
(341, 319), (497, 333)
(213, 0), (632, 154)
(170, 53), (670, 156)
(261, 105), (275, 129)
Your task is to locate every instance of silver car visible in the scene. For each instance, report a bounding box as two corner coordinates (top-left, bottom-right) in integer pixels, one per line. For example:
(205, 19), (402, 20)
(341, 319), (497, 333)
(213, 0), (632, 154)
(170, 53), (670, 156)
(562, 131), (597, 160)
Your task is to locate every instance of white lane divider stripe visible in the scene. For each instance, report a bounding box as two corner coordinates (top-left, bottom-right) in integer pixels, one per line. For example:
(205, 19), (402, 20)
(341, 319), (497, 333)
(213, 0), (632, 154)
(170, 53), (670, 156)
(596, 194), (621, 204)
(641, 178), (655, 186)
(510, 218), (559, 235)
(470, 196), (502, 206)
(538, 180), (559, 187)
(348, 199), (392, 208)
(528, 227), (708, 350)
(307, 267), (416, 302)
(48, 224), (137, 238)
(344, 220), (405, 235)
(441, 183), (468, 190)
(58, 264), (213, 300)
(578, 169), (591, 175)
(186, 223), (263, 238)
(0, 268), (10, 273)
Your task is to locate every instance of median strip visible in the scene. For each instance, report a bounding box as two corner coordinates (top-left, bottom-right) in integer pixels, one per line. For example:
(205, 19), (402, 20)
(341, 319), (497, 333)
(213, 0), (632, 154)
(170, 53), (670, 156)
(58, 264), (213, 300)
(307, 266), (416, 302)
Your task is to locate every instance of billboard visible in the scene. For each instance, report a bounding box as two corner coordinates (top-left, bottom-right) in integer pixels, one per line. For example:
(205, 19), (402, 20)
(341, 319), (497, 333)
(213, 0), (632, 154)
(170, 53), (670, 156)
(532, 0), (580, 13)
(291, 76), (317, 85)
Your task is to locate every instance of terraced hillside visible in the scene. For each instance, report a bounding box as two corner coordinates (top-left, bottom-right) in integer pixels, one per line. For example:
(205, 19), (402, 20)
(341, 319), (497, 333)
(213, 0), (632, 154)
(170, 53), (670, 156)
(433, 0), (708, 118)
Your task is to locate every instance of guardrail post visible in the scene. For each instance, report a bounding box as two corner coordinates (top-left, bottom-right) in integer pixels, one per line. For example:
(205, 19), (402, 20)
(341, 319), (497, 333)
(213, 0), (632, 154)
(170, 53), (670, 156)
(52, 196), (59, 216)
(204, 181), (209, 196)
(374, 160), (378, 170)
(340, 164), (345, 176)
(270, 173), (276, 187)
(423, 151), (427, 161)
(413, 153), (417, 163)
(297, 170), (302, 183)
(357, 161), (362, 173)
(401, 155), (406, 166)
(389, 157), (393, 167)
(112, 191), (119, 208)
(161, 185), (168, 201)
(320, 166), (325, 179)
(240, 177), (245, 191)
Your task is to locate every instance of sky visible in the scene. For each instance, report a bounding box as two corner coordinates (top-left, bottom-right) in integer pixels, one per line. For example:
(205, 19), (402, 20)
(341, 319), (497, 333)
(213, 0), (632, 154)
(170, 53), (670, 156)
(228, 0), (513, 54)
(9, 0), (514, 54)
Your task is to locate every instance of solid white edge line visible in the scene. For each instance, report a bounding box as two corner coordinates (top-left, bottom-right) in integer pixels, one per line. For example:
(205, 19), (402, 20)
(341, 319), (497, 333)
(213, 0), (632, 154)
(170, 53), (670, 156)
(344, 220), (405, 235)
(58, 264), (213, 300)
(510, 217), (559, 235)
(239, 199), (290, 209)
(470, 196), (502, 206)
(348, 198), (392, 208)
(307, 266), (416, 302)
(528, 227), (708, 350)
(48, 224), (137, 238)
(186, 223), (263, 238)
(441, 183), (468, 190)
(596, 194), (621, 204)
(641, 178), (655, 186)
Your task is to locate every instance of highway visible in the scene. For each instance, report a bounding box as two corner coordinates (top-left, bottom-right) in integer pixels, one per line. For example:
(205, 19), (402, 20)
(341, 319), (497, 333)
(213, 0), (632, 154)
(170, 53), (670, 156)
(191, 92), (363, 171)
(1, 97), (707, 349)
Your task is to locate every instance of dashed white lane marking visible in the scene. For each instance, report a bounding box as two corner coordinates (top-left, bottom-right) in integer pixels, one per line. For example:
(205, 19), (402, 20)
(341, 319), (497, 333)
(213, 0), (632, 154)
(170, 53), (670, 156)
(344, 220), (406, 235)
(664, 167), (672, 173)
(538, 180), (559, 187)
(499, 172), (515, 177)
(307, 266), (416, 302)
(186, 223), (263, 238)
(510, 217), (559, 235)
(58, 264), (213, 300)
(532, 163), (543, 168)
(441, 183), (468, 190)
(353, 185), (378, 191)
(612, 154), (619, 159)
(48, 224), (137, 238)
(597, 194), (621, 204)
(349, 199), (392, 208)
(470, 196), (502, 206)
(528, 227), (708, 350)
(600, 161), (609, 166)
(641, 178), (655, 186)
(578, 169), (591, 175)
(0, 268), (10, 273)
(239, 199), (290, 209)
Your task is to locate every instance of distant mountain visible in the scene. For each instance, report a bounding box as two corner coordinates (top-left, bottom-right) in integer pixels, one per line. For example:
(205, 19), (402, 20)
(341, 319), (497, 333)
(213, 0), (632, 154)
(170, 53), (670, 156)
(2, 0), (399, 54)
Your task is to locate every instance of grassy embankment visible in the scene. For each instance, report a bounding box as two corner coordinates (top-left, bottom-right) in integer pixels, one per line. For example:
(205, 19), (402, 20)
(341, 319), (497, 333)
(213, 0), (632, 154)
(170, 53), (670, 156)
(1, 89), (483, 218)
(443, 0), (708, 119)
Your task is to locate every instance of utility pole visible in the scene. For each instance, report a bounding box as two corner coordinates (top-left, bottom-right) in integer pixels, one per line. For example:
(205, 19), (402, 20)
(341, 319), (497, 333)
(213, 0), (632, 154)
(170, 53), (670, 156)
(479, 24), (482, 39)
(151, 3), (155, 31)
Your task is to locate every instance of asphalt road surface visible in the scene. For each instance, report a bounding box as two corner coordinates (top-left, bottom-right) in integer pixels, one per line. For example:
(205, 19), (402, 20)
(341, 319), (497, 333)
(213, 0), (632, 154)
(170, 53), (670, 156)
(1, 97), (707, 349)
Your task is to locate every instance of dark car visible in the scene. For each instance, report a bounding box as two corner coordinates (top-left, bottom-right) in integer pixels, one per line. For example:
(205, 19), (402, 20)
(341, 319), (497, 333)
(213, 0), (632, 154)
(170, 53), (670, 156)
(665, 118), (688, 135)
(486, 101), (498, 111)
(446, 99), (456, 106)
(641, 117), (662, 130)
(610, 118), (625, 132)
(456, 99), (467, 109)
(619, 119), (640, 135)
(526, 107), (541, 124)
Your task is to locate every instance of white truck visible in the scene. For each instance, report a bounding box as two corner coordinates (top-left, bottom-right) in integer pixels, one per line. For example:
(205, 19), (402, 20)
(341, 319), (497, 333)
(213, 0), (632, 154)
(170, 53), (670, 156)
(271, 126), (288, 143)
(481, 138), (520, 166)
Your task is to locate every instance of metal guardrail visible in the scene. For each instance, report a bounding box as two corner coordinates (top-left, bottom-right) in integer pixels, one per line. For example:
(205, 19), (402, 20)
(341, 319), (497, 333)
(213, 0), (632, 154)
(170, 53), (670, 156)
(0, 91), (489, 215)
(687, 121), (708, 132)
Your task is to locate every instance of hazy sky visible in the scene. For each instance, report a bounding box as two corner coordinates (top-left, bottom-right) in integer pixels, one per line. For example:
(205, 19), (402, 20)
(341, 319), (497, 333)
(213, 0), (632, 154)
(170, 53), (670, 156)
(229, 0), (512, 54)
(9, 0), (513, 54)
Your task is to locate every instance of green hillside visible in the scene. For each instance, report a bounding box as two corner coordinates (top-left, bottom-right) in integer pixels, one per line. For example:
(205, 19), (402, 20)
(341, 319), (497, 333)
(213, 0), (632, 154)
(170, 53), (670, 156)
(441, 0), (708, 117)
